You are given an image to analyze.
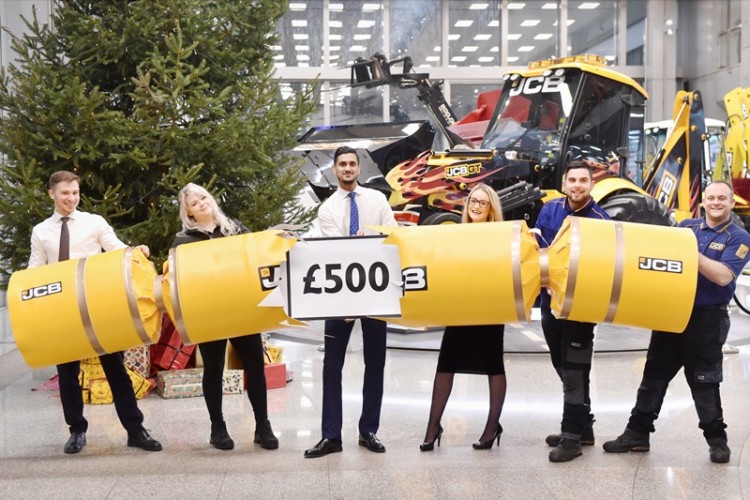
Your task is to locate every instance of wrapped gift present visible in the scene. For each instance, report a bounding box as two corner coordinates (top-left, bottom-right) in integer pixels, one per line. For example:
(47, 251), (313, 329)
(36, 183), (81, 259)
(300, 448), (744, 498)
(258, 363), (287, 390)
(157, 368), (244, 398)
(263, 342), (283, 364)
(124, 346), (150, 378)
(157, 368), (203, 399)
(151, 315), (196, 372)
(79, 356), (153, 404)
(223, 369), (243, 395)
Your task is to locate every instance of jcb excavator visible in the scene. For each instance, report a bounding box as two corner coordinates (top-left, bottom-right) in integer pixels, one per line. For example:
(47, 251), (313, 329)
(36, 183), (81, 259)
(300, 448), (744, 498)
(294, 53), (715, 227)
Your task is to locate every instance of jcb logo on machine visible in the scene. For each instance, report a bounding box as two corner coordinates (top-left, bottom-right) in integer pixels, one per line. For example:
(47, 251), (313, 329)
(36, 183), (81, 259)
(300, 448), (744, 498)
(21, 282), (63, 301)
(258, 265), (281, 291)
(402, 266), (428, 291)
(638, 257), (683, 274)
(445, 163), (481, 178)
(656, 173), (677, 205)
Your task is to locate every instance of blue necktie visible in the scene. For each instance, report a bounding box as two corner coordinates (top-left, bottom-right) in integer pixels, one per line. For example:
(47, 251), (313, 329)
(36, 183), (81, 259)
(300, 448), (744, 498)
(349, 191), (359, 236)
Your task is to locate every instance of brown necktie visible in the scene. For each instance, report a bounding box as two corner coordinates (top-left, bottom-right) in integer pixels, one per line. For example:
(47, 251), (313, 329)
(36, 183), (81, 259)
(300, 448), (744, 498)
(58, 217), (70, 262)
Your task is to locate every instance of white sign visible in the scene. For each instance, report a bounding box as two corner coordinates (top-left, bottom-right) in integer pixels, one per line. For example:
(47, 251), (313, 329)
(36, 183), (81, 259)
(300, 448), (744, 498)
(282, 236), (402, 320)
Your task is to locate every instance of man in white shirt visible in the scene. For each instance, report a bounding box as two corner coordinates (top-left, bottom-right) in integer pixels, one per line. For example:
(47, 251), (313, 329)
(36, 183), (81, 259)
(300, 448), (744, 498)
(29, 170), (162, 454)
(304, 146), (397, 458)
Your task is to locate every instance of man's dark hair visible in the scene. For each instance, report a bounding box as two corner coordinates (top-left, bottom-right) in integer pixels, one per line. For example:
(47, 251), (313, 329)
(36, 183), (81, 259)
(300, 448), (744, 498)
(48, 170), (80, 190)
(333, 145), (360, 164)
(564, 160), (592, 177)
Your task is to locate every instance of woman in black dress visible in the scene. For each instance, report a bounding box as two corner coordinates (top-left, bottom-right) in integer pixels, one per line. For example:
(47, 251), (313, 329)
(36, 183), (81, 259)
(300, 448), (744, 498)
(420, 183), (507, 451)
(172, 183), (278, 451)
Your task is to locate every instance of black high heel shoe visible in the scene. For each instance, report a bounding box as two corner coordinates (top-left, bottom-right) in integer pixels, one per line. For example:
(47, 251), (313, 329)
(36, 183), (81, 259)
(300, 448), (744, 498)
(419, 425), (444, 452)
(473, 423), (503, 450)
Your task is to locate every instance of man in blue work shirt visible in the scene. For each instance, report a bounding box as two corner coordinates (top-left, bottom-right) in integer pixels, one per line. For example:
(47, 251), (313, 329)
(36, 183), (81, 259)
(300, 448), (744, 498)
(603, 181), (750, 463)
(535, 160), (610, 462)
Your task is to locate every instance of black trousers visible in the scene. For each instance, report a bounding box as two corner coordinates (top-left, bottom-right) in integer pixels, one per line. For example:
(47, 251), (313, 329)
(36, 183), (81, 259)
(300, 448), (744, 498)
(626, 306), (729, 442)
(57, 352), (144, 434)
(199, 334), (268, 429)
(541, 305), (595, 438)
(321, 318), (387, 440)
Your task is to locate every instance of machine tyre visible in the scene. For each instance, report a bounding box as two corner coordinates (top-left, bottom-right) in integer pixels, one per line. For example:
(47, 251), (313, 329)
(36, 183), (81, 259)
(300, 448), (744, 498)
(421, 211), (462, 225)
(600, 193), (672, 226)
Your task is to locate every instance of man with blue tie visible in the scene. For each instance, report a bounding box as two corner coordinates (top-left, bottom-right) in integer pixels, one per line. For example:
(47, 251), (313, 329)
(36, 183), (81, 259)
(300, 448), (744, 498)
(304, 146), (397, 458)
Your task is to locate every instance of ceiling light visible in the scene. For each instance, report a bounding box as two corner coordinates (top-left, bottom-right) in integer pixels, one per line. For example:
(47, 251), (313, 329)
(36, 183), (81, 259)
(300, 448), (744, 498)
(542, 2), (557, 8)
(578, 2), (600, 9)
(354, 34), (372, 40)
(478, 56), (494, 62)
(534, 33), (553, 40)
(273, 54), (284, 60)
(330, 34), (342, 40)
(298, 62), (309, 67)
(462, 46), (479, 52)
(275, 62), (286, 67)
(567, 19), (576, 26)
(521, 19), (540, 27)
(289, 3), (306, 10)
(508, 2), (526, 9)
(329, 46), (341, 51)
(490, 46), (499, 52)
(270, 45), (281, 51)
(362, 3), (381, 11)
(357, 20), (376, 28)
(426, 56), (440, 62)
(488, 20), (499, 27)
(454, 20), (474, 28)
(448, 34), (461, 41)
(451, 56), (467, 62)
(291, 20), (307, 27)
(507, 34), (521, 40)
(293, 34), (308, 40)
(474, 34), (492, 41)
(330, 3), (343, 10)
(469, 2), (489, 8)
(349, 45), (367, 52)
(328, 55), (339, 60)
(433, 46), (441, 52)
(507, 56), (519, 62)
(330, 20), (342, 28)
(517, 46), (535, 52)
(295, 45), (309, 51)
(296, 54), (310, 60)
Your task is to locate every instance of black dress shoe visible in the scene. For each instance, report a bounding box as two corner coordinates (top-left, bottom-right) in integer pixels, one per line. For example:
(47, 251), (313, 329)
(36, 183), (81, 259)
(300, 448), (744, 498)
(304, 438), (342, 458)
(127, 429), (163, 452)
(358, 432), (386, 453)
(64, 432), (86, 454)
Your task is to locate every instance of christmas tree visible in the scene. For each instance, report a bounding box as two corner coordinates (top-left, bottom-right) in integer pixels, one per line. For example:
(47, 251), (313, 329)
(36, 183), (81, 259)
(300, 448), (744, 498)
(0, 0), (317, 286)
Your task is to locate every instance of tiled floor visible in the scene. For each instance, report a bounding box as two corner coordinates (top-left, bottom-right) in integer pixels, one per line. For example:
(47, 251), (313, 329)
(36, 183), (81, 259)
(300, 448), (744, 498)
(3, 306), (750, 499)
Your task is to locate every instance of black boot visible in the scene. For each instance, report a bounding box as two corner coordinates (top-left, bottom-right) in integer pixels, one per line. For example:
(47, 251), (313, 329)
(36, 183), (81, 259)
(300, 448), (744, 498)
(254, 419), (279, 450)
(210, 423), (234, 450)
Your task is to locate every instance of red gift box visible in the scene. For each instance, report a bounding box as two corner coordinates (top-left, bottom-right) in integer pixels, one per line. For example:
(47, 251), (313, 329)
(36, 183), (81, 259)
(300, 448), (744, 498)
(244, 363), (288, 390)
(151, 315), (196, 372)
(264, 363), (287, 390)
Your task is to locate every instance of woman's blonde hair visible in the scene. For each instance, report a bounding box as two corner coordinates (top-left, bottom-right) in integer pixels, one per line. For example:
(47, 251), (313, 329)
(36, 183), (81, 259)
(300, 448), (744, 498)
(461, 183), (503, 223)
(177, 183), (240, 236)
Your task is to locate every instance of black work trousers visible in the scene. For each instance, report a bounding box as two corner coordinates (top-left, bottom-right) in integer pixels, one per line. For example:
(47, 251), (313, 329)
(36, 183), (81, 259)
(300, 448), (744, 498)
(626, 306), (730, 442)
(57, 352), (144, 435)
(541, 305), (595, 439)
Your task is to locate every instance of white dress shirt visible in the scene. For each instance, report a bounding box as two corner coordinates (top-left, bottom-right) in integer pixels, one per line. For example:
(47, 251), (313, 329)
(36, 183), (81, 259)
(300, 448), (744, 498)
(28, 209), (127, 268)
(317, 185), (397, 237)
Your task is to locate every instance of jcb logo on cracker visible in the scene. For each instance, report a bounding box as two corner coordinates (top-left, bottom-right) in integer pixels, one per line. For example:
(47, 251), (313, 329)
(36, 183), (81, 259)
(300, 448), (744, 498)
(258, 265), (281, 291)
(638, 257), (683, 273)
(21, 282), (63, 301)
(445, 163), (481, 178)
